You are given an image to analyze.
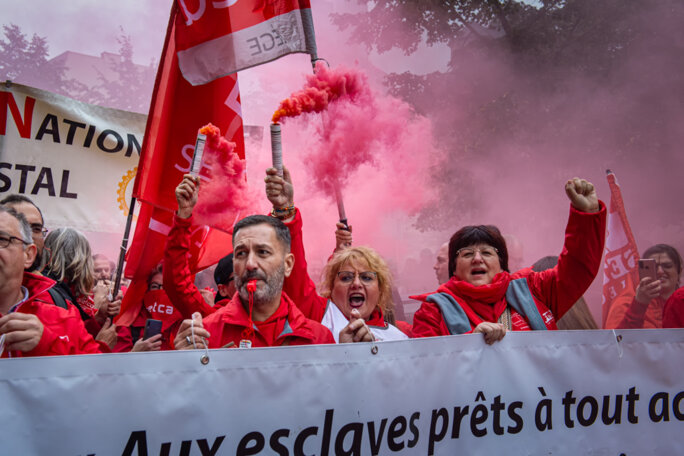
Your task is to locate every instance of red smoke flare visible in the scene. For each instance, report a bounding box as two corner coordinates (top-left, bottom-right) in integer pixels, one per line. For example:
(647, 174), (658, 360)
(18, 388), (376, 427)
(193, 123), (257, 230)
(272, 60), (369, 123)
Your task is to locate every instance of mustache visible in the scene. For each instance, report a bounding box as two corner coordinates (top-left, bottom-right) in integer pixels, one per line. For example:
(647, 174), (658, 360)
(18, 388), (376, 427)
(238, 270), (266, 284)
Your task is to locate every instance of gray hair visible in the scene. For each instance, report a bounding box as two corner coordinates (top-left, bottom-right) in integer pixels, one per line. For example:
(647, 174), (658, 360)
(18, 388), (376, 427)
(45, 227), (94, 295)
(0, 205), (33, 245)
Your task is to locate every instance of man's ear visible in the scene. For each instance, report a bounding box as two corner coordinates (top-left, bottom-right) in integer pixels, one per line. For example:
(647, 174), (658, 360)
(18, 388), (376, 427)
(283, 252), (295, 278)
(23, 244), (37, 270)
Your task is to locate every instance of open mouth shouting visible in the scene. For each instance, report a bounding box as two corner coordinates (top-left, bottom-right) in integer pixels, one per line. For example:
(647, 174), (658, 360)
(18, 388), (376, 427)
(348, 292), (366, 309)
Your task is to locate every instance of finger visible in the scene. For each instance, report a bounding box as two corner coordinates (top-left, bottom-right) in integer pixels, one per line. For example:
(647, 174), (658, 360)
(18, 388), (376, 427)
(282, 166), (292, 184)
(148, 334), (163, 342)
(349, 309), (362, 322)
(565, 179), (579, 200)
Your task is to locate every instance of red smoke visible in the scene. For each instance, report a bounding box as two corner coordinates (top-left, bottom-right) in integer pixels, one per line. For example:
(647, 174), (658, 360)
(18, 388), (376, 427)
(193, 123), (258, 230)
(272, 60), (369, 123)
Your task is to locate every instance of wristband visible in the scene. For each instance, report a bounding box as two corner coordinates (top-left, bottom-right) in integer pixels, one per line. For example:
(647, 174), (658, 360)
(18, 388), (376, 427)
(271, 205), (295, 220)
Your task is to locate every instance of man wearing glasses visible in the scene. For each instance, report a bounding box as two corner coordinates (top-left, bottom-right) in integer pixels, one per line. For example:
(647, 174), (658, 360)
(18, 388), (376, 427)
(0, 205), (104, 357)
(0, 195), (48, 273)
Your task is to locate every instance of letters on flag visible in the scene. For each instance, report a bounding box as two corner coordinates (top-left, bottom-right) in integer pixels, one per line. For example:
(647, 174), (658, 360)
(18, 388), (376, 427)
(176, 0), (317, 85)
(601, 170), (640, 326)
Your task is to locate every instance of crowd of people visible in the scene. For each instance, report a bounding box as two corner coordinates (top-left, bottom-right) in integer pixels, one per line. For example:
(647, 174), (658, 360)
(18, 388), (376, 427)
(1, 171), (682, 358)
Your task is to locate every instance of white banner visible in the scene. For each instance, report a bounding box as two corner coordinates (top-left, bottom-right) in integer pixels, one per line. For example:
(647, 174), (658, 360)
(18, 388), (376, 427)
(2, 330), (683, 455)
(0, 83), (144, 234)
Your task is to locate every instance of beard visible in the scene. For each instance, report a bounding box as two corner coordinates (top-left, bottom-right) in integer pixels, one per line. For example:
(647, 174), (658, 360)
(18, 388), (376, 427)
(235, 263), (285, 307)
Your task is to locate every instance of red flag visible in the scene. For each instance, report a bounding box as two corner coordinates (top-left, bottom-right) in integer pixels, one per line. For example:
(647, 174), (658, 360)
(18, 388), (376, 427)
(175, 0), (317, 85)
(118, 1), (319, 326)
(117, 3), (245, 324)
(601, 171), (640, 326)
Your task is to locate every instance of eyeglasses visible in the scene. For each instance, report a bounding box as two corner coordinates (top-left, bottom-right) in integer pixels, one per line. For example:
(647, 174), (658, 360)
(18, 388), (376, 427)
(0, 234), (30, 249)
(456, 246), (499, 260)
(148, 282), (163, 290)
(336, 271), (378, 284)
(30, 224), (48, 237)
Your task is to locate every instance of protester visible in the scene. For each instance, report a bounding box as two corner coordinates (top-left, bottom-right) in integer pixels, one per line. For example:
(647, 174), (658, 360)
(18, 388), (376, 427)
(92, 253), (114, 283)
(532, 255), (598, 330)
(663, 286), (684, 328)
(113, 263), (169, 352)
(44, 228), (120, 348)
(434, 242), (449, 285)
(411, 178), (606, 344)
(0, 205), (105, 357)
(264, 167), (409, 343)
(174, 211), (335, 349)
(162, 176), (238, 318)
(0, 194), (48, 272)
(605, 244), (682, 329)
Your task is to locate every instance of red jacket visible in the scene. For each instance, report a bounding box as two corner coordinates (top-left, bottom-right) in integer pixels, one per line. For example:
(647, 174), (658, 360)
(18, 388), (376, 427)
(201, 292), (335, 348)
(663, 287), (684, 328)
(282, 209), (390, 328)
(411, 203), (606, 337)
(1, 272), (106, 358)
(163, 214), (227, 318)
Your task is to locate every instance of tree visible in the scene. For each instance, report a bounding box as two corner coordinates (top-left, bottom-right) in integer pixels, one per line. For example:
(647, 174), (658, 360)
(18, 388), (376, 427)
(86, 30), (156, 113)
(0, 23), (71, 94)
(332, 1), (684, 232)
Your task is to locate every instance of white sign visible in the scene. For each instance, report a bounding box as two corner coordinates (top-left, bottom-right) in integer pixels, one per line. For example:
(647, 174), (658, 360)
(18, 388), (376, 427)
(0, 83), (145, 234)
(1, 330), (683, 455)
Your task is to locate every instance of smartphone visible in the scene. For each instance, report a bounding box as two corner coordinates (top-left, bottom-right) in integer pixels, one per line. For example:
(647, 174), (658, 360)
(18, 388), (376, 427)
(638, 258), (657, 281)
(143, 319), (163, 340)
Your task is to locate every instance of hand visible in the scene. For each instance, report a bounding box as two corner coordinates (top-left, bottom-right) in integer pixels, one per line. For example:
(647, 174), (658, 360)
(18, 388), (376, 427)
(335, 223), (353, 252)
(265, 166), (294, 209)
(95, 318), (118, 349)
(175, 174), (200, 219)
(473, 322), (506, 345)
(338, 309), (374, 343)
(93, 281), (109, 310)
(132, 333), (162, 352)
(635, 277), (662, 305)
(174, 312), (210, 350)
(0, 313), (44, 353)
(565, 177), (599, 213)
(94, 288), (122, 324)
(199, 288), (215, 306)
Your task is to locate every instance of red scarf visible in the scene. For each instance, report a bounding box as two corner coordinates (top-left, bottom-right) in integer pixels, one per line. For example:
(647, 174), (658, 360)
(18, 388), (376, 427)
(440, 272), (512, 323)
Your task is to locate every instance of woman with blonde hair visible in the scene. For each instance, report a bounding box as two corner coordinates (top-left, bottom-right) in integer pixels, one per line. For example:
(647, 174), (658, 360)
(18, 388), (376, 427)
(264, 167), (408, 343)
(44, 228), (119, 345)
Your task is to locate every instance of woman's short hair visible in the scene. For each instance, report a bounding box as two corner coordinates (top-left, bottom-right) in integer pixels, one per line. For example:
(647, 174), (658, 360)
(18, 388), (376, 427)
(643, 244), (682, 276)
(44, 227), (94, 295)
(319, 246), (393, 315)
(448, 225), (509, 277)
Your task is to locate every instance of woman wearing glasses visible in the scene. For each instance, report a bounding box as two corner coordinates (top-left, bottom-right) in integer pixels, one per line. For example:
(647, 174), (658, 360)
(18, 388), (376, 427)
(264, 168), (408, 343)
(411, 177), (606, 344)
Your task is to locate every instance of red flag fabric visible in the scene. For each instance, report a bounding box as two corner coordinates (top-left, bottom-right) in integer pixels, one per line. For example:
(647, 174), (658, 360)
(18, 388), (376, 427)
(601, 171), (640, 326)
(176, 0), (317, 85)
(118, 2), (245, 325)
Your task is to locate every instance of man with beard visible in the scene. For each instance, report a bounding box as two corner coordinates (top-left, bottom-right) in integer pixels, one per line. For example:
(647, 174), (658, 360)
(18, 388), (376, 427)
(172, 175), (334, 349)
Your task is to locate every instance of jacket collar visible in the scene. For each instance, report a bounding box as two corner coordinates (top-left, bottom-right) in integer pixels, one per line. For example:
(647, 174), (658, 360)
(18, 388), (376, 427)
(220, 292), (316, 342)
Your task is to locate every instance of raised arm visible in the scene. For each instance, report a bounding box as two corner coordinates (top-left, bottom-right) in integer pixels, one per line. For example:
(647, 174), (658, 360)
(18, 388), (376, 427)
(163, 174), (216, 318)
(528, 177), (606, 320)
(265, 167), (327, 321)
